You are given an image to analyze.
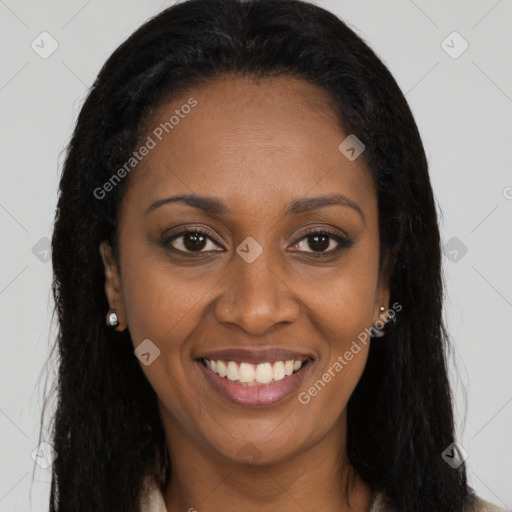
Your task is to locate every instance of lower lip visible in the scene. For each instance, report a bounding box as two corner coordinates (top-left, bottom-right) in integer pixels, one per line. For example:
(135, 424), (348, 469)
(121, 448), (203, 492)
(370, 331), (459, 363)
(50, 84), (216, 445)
(197, 360), (313, 407)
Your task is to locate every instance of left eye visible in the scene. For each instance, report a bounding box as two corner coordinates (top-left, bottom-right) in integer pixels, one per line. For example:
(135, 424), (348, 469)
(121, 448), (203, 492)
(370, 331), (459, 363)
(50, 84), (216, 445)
(289, 231), (353, 255)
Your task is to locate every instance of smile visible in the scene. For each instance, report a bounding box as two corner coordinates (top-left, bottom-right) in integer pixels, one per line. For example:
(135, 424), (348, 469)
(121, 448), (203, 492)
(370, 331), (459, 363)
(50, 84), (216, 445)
(197, 356), (314, 407)
(200, 358), (309, 386)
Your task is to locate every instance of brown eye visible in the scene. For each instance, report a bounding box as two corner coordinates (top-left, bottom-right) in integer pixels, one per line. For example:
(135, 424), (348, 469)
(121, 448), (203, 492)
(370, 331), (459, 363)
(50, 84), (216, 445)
(289, 230), (355, 256)
(305, 233), (332, 252)
(163, 229), (224, 254)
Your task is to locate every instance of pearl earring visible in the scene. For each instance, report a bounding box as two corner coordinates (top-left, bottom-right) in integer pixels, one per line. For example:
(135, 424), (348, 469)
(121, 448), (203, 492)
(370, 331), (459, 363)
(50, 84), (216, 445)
(371, 305), (387, 338)
(106, 310), (119, 328)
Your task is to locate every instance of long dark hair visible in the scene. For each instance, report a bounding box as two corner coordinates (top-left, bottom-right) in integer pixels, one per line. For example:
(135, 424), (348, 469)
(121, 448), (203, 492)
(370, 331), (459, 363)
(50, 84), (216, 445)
(48, 0), (474, 510)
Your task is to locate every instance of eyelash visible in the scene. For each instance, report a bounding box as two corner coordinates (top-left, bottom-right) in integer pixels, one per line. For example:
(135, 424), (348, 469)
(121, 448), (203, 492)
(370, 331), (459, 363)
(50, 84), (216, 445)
(161, 226), (355, 258)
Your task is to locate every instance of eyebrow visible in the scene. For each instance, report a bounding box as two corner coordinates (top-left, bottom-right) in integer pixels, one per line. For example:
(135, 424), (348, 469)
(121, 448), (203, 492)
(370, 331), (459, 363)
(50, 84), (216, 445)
(145, 193), (365, 224)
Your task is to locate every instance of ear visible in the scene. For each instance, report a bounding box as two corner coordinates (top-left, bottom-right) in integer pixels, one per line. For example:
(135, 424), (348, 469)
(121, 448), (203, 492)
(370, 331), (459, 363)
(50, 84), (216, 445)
(374, 249), (392, 326)
(99, 241), (127, 332)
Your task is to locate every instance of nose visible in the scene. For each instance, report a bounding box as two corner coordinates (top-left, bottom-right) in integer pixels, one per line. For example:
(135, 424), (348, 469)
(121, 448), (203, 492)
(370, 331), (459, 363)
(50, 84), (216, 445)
(212, 250), (300, 336)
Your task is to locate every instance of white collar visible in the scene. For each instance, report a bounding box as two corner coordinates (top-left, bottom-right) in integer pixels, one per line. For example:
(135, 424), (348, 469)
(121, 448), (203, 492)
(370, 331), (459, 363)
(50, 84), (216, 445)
(139, 477), (168, 512)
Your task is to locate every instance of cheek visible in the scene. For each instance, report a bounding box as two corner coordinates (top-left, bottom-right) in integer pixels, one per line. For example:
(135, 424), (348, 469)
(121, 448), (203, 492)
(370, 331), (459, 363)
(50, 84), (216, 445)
(296, 291), (372, 431)
(294, 247), (377, 412)
(303, 248), (380, 344)
(299, 348), (369, 408)
(120, 250), (215, 348)
(119, 253), (211, 430)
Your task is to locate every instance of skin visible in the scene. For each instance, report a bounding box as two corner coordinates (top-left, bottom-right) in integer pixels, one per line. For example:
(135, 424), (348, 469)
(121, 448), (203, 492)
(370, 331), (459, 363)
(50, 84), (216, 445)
(100, 75), (391, 512)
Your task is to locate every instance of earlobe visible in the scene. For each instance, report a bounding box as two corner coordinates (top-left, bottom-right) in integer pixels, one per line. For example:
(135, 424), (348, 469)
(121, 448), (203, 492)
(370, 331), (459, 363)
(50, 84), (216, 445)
(99, 241), (128, 332)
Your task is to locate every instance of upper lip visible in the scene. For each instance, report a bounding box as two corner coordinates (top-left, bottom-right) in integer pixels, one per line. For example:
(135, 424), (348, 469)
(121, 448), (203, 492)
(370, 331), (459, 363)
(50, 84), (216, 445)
(198, 348), (314, 365)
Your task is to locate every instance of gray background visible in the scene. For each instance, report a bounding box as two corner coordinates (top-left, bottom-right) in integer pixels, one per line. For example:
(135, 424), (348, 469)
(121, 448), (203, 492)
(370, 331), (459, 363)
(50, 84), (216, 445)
(0, 0), (511, 510)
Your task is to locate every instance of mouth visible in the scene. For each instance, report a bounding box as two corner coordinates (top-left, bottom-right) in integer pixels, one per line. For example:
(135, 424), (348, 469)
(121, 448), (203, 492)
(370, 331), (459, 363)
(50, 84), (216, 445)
(198, 357), (312, 386)
(196, 354), (314, 407)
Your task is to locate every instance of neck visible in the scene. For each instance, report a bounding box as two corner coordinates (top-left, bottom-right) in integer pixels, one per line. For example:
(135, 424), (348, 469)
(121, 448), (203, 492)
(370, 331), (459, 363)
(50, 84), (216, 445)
(161, 410), (373, 512)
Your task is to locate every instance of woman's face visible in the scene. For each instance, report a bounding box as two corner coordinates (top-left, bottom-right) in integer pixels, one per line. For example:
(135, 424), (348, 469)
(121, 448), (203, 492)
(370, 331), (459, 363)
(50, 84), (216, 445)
(101, 75), (389, 466)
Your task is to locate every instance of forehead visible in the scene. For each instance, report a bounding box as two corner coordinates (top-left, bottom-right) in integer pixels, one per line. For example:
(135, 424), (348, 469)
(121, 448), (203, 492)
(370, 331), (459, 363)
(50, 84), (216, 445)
(123, 75), (376, 220)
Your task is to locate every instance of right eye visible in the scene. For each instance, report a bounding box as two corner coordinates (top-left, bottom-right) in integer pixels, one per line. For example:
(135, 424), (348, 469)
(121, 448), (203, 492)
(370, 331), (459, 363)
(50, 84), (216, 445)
(161, 228), (225, 254)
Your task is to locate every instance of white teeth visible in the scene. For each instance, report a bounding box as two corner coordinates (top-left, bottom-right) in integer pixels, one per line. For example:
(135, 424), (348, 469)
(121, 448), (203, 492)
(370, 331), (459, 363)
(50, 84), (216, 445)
(226, 361), (238, 381)
(273, 361), (285, 381)
(217, 360), (227, 378)
(238, 362), (255, 383)
(203, 358), (308, 385)
(255, 362), (273, 384)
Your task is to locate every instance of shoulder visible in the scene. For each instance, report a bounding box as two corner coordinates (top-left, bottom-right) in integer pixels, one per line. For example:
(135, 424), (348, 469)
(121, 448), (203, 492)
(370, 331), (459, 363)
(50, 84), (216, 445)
(469, 496), (509, 512)
(139, 475), (168, 512)
(368, 491), (508, 512)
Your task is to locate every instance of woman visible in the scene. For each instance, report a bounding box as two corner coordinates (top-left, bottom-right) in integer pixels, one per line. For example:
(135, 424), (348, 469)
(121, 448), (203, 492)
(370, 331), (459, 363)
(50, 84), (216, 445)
(48, 0), (505, 510)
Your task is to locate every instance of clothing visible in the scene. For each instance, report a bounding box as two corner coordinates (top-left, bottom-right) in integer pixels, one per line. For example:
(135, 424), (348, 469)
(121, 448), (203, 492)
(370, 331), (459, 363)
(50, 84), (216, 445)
(140, 479), (507, 512)
(368, 490), (506, 512)
(139, 478), (167, 512)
